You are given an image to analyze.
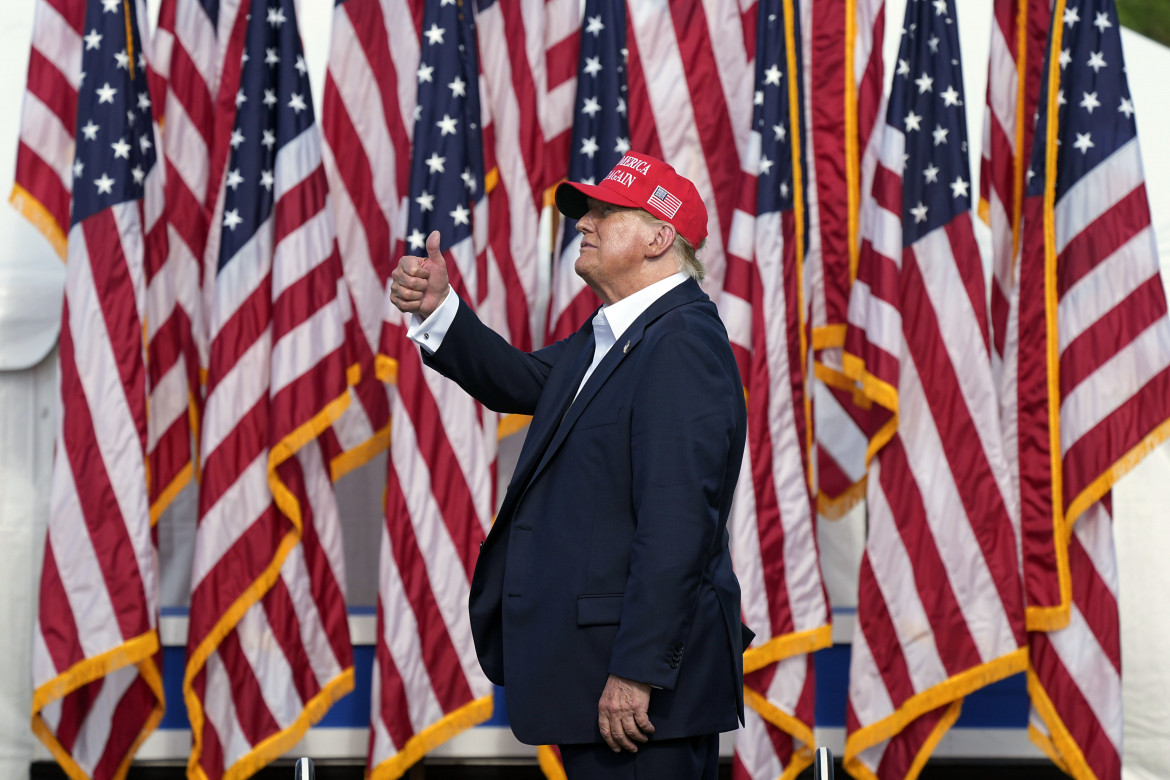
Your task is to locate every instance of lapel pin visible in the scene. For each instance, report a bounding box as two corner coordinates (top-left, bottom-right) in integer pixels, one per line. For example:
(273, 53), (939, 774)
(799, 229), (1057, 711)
(623, 340), (630, 354)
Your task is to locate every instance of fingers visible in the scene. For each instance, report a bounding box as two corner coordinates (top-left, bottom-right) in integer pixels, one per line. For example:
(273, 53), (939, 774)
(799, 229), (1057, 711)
(423, 230), (443, 265)
(597, 675), (653, 753)
(388, 255), (431, 312)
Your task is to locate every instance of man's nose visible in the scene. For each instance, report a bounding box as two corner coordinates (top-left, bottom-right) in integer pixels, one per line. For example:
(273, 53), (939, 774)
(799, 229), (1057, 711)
(577, 210), (597, 233)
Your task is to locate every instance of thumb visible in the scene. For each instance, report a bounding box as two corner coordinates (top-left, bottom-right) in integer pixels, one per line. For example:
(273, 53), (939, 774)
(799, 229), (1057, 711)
(423, 230), (442, 266)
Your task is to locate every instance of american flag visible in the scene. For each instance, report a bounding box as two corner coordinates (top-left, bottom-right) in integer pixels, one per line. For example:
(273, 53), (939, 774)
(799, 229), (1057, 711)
(979, 0), (1051, 402)
(476, 0), (579, 352)
(625, 0), (755, 298)
(24, 2), (166, 779)
(722, 1), (830, 777)
(183, 1), (355, 777)
(546, 0), (627, 344)
(368, 1), (495, 775)
(1013, 0), (1170, 776)
(842, 1), (1029, 777)
(801, 0), (885, 519)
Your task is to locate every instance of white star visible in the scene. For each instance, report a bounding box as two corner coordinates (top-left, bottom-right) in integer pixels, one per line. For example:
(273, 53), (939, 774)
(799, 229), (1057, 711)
(461, 169), (477, 192)
(226, 168), (244, 190)
(779, 181), (790, 198)
(95, 173), (114, 194)
(617, 97), (627, 116)
(581, 96), (601, 117)
(923, 163), (940, 183)
(223, 208), (242, 230)
(260, 170), (274, 191)
(932, 0), (948, 15)
(236, 88), (247, 107)
(131, 165), (145, 185)
(295, 56), (307, 75)
(265, 48), (280, 67)
(425, 152), (446, 173)
(940, 85), (961, 106)
(1073, 132), (1094, 154)
(262, 129), (276, 149)
(1087, 51), (1107, 72)
(450, 203), (470, 226)
(84, 29), (102, 50)
(897, 58), (910, 77)
(126, 108), (136, 126)
(1059, 48), (1072, 69)
(407, 228), (426, 250)
(1094, 11), (1112, 33)
(414, 105), (422, 122)
(101, 0), (119, 11)
(1080, 91), (1101, 113)
(415, 191), (435, 212)
(137, 92), (151, 112)
(81, 120), (99, 140)
(910, 201), (929, 223)
(289, 93), (307, 113)
(915, 72), (934, 93)
(417, 63), (435, 83)
(111, 137), (131, 159)
(114, 49), (130, 70)
(267, 6), (286, 27)
(1026, 167), (1036, 184)
(1057, 89), (1067, 107)
(927, 35), (940, 53)
(140, 134), (152, 153)
(231, 128), (245, 148)
(264, 89), (277, 107)
(615, 137), (630, 154)
(241, 51), (248, 65)
(584, 56), (602, 77)
(904, 110), (923, 132)
(754, 90), (764, 106)
(448, 76), (466, 97)
(1119, 96), (1135, 119)
(96, 82), (117, 104)
(581, 137), (599, 158)
(1064, 6), (1079, 26)
(759, 155), (774, 176)
(424, 23), (445, 45)
(585, 15), (604, 36)
(932, 124), (949, 145)
(73, 160), (84, 178)
(764, 64), (782, 85)
(436, 114), (458, 135)
(773, 123), (787, 142)
(950, 176), (970, 199)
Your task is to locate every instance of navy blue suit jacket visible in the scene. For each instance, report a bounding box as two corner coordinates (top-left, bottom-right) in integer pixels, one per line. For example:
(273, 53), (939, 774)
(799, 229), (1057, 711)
(422, 278), (750, 746)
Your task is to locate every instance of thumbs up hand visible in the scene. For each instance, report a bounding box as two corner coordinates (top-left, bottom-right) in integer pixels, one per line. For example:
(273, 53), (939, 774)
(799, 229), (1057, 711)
(389, 230), (450, 319)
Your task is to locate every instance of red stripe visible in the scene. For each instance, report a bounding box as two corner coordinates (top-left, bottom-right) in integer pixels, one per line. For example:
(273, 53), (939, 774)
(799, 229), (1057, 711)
(624, 26), (664, 161)
(260, 572), (321, 709)
(216, 630), (283, 746)
(37, 540), (86, 672)
(1059, 274), (1166, 394)
(205, 5), (250, 221)
(875, 703), (951, 779)
(855, 555), (916, 706)
(870, 164), (902, 218)
(879, 437), (984, 674)
(15, 142), (71, 236)
(486, 174), (533, 351)
(273, 165), (328, 248)
(296, 455), (353, 669)
(371, 599), (416, 752)
(990, 276), (1010, 363)
(817, 448), (853, 500)
(54, 679), (100, 753)
(944, 216), (992, 355)
(197, 397), (267, 512)
(545, 35), (578, 95)
(205, 277), (273, 399)
(856, 8), (885, 154)
(26, 47), (78, 133)
(91, 673), (156, 780)
(165, 43), (216, 156)
(268, 347), (348, 447)
(271, 248), (343, 344)
(495, 2), (551, 207)
(1068, 532), (1121, 671)
(384, 461), (477, 712)
(43, 0), (85, 34)
(548, 288), (599, 345)
(164, 169), (211, 259)
(983, 102), (1015, 217)
(1057, 185), (1152, 297)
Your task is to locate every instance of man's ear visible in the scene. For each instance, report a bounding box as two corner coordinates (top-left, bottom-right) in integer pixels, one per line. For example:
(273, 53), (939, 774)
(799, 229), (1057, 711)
(645, 222), (676, 259)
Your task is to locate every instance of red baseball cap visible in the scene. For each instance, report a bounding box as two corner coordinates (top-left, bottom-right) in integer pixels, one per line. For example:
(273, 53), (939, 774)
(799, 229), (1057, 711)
(555, 152), (708, 247)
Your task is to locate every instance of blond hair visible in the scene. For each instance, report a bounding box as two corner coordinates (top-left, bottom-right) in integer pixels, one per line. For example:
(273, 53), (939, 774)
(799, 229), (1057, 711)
(633, 210), (706, 281)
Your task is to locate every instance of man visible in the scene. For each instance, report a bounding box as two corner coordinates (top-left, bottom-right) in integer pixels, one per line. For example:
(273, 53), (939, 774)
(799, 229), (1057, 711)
(389, 152), (750, 779)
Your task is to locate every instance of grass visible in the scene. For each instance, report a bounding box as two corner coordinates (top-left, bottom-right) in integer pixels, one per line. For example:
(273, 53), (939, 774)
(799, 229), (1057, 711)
(1117, 0), (1170, 47)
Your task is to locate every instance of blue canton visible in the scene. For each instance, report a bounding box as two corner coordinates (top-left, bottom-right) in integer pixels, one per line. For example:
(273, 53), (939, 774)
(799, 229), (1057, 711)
(753, 0), (802, 216)
(217, 0), (315, 269)
(71, 0), (158, 226)
(561, 0), (629, 253)
(1026, 0), (1137, 200)
(888, 0), (973, 245)
(404, 0), (484, 253)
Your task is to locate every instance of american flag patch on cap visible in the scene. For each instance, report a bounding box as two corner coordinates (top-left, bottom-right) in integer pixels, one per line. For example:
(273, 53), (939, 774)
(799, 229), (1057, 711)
(648, 185), (683, 218)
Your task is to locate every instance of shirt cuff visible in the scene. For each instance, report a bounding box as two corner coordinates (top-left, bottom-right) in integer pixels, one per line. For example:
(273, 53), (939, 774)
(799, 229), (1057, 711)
(406, 289), (458, 354)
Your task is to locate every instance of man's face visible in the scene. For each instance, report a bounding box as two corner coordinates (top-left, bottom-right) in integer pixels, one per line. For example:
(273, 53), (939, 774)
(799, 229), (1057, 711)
(574, 198), (652, 302)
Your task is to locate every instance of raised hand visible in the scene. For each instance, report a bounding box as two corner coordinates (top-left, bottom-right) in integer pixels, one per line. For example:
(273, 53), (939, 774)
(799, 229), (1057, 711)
(389, 230), (450, 319)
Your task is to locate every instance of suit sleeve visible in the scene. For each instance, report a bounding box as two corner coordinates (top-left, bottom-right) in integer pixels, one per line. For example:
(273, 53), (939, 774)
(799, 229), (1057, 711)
(607, 329), (740, 690)
(422, 297), (573, 414)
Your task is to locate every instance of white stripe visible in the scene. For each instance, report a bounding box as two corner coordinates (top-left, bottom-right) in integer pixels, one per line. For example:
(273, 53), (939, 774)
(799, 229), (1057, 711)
(700, 0), (753, 165)
(1047, 603), (1122, 752)
(846, 277), (901, 364)
(985, 20), (1019, 152)
(69, 665), (137, 777)
(204, 649), (250, 769)
(274, 128), (325, 203)
(1057, 226), (1158, 351)
(729, 455), (770, 642)
(190, 453), (268, 588)
(162, 96), (211, 207)
(271, 201), (336, 298)
(1055, 138), (1145, 255)
(201, 332), (271, 459)
(19, 91), (74, 192)
(235, 604), (304, 728)
(815, 381), (868, 483)
(174, 0), (221, 87)
(382, 0), (420, 141)
(846, 579), (896, 726)
(32, 0), (83, 90)
(209, 218), (273, 336)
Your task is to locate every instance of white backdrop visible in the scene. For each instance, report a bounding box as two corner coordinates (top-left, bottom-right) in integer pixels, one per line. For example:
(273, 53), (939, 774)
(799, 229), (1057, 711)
(1, 1), (1168, 779)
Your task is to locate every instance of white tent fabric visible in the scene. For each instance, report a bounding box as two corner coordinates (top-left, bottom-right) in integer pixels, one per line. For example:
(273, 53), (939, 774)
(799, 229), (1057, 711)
(1, 1), (1168, 779)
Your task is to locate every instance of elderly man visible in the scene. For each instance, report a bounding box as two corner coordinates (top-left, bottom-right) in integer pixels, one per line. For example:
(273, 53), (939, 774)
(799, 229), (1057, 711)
(389, 151), (750, 780)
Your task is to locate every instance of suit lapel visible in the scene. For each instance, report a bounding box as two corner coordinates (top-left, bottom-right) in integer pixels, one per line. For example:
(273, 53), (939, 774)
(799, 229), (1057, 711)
(527, 279), (705, 485)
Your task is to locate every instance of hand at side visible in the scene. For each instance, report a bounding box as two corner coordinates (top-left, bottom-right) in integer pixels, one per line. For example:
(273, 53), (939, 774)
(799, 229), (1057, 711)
(598, 674), (654, 752)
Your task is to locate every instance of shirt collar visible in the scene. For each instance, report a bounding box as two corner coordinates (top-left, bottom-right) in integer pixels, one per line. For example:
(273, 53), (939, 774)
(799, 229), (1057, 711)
(598, 272), (689, 343)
